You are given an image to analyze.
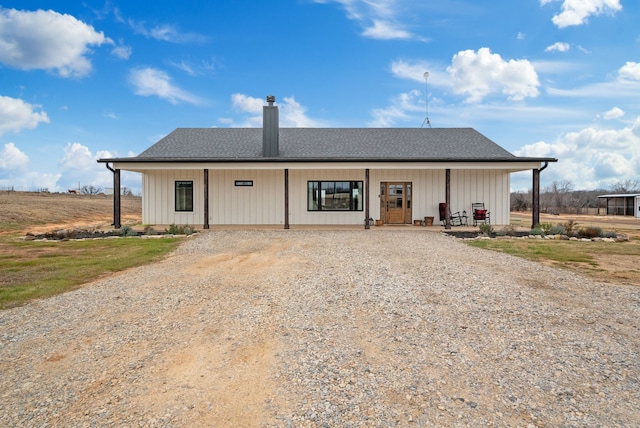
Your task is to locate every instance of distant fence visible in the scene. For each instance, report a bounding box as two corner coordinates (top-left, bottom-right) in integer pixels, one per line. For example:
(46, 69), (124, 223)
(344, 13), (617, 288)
(540, 207), (604, 215)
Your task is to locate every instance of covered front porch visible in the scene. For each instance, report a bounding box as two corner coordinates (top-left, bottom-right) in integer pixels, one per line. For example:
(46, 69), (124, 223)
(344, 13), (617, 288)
(104, 161), (550, 230)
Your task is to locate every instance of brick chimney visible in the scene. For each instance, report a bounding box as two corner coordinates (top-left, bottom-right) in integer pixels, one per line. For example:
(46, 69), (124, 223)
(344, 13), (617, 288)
(262, 95), (279, 157)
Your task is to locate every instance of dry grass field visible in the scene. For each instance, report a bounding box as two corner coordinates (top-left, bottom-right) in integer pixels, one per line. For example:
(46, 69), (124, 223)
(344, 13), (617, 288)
(510, 210), (640, 238)
(0, 191), (142, 234)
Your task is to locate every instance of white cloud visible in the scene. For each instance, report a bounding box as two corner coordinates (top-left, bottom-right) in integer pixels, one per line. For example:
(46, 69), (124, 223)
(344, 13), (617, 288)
(0, 96), (50, 136)
(0, 142), (132, 193)
(368, 90), (424, 127)
(515, 116), (640, 190)
(547, 75), (640, 99)
(111, 43), (132, 60)
(129, 67), (203, 105)
(0, 142), (29, 171)
(0, 143), (63, 192)
(170, 59), (217, 77)
(0, 171), (61, 192)
(577, 45), (591, 54)
(280, 96), (321, 127)
(390, 60), (448, 85)
(618, 62), (640, 81)
(59, 142), (98, 171)
(228, 94), (321, 127)
(128, 19), (207, 43)
(231, 94), (264, 114)
(603, 107), (624, 120)
(447, 48), (540, 102)
(57, 142), (115, 190)
(545, 42), (570, 52)
(362, 20), (414, 40)
(313, 0), (426, 41)
(543, 0), (622, 28)
(0, 7), (112, 77)
(593, 151), (634, 177)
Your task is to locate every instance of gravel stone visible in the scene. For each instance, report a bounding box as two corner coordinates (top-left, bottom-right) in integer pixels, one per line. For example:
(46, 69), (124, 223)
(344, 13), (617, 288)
(1, 230), (639, 427)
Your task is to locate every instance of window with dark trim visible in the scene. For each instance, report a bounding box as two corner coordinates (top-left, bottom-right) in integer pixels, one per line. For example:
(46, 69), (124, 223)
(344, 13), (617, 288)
(175, 181), (193, 212)
(307, 181), (363, 211)
(234, 180), (254, 187)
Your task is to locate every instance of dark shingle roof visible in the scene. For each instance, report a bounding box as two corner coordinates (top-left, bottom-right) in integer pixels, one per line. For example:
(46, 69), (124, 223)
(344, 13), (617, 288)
(133, 128), (519, 161)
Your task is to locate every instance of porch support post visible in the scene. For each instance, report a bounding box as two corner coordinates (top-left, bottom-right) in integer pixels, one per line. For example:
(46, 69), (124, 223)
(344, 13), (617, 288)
(364, 168), (370, 230)
(445, 168), (451, 230)
(531, 162), (549, 229)
(284, 169), (290, 229)
(532, 168), (540, 228)
(105, 163), (121, 229)
(532, 162), (548, 228)
(203, 169), (209, 229)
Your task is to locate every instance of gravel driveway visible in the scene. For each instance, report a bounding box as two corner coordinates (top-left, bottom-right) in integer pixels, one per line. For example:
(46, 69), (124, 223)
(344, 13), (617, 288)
(1, 230), (639, 427)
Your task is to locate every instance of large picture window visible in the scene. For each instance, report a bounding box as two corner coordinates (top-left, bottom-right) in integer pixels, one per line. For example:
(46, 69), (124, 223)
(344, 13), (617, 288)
(308, 181), (363, 211)
(175, 181), (193, 212)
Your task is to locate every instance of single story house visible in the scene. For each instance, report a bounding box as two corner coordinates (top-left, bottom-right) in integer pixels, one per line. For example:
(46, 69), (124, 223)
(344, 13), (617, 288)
(597, 194), (640, 217)
(98, 96), (557, 229)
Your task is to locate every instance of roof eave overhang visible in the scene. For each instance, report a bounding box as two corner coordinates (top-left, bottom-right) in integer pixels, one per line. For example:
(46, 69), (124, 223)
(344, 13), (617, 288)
(98, 157), (557, 163)
(98, 157), (556, 173)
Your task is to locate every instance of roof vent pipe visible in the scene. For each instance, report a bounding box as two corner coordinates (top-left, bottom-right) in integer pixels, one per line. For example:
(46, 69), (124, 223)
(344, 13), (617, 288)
(263, 95), (279, 157)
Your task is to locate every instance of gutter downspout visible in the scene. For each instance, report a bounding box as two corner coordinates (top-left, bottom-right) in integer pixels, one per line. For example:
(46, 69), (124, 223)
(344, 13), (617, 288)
(445, 169), (451, 230)
(532, 162), (548, 228)
(364, 168), (370, 230)
(203, 169), (209, 229)
(284, 169), (290, 229)
(105, 163), (121, 229)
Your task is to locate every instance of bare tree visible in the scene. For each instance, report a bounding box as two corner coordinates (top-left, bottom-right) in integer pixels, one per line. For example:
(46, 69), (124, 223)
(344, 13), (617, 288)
(542, 180), (575, 214)
(80, 185), (103, 198)
(510, 190), (531, 212)
(609, 179), (640, 193)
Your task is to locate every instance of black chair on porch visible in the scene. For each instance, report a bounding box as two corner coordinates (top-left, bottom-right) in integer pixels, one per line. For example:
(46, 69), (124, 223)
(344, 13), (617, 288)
(439, 202), (468, 227)
(472, 202), (490, 226)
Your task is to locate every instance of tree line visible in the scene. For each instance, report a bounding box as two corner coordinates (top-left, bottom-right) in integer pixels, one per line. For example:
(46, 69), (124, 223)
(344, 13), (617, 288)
(511, 179), (640, 214)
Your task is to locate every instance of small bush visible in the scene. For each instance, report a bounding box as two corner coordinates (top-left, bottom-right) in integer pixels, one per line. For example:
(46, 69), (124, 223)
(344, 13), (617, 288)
(144, 226), (159, 235)
(499, 224), (517, 236)
(165, 224), (195, 235)
(530, 228), (544, 236)
(604, 230), (617, 239)
(578, 226), (602, 239)
(479, 223), (494, 236)
(119, 225), (138, 237)
(563, 219), (578, 236)
(539, 223), (553, 234)
(549, 225), (566, 235)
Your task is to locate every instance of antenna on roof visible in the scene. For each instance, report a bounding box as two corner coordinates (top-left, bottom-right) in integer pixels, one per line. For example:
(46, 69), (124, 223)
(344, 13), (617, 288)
(420, 71), (432, 128)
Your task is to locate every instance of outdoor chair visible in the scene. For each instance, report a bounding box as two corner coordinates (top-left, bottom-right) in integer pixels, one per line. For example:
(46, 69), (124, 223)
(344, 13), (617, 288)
(472, 202), (490, 226)
(439, 202), (468, 227)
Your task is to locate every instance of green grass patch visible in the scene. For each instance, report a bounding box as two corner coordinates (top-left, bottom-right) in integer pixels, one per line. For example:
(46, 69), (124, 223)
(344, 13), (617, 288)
(467, 237), (640, 286)
(0, 237), (181, 309)
(467, 239), (599, 266)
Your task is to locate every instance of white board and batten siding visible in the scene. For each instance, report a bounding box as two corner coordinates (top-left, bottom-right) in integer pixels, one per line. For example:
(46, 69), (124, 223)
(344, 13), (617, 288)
(449, 169), (511, 226)
(141, 167), (512, 226)
(142, 170), (204, 225)
(141, 169), (285, 225)
(208, 170), (283, 225)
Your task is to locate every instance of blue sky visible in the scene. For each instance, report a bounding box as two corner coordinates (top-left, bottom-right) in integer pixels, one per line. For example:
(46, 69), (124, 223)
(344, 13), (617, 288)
(1, 0), (639, 193)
